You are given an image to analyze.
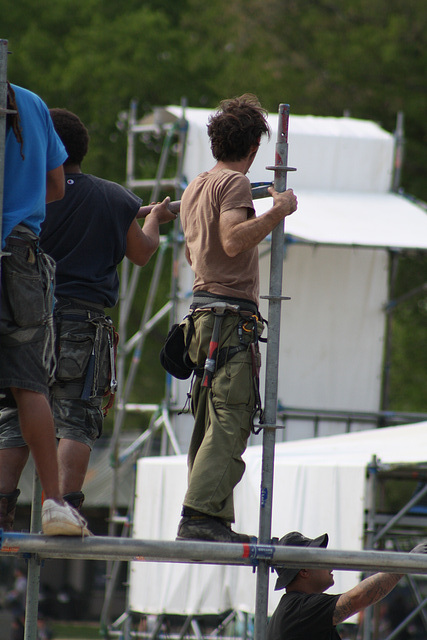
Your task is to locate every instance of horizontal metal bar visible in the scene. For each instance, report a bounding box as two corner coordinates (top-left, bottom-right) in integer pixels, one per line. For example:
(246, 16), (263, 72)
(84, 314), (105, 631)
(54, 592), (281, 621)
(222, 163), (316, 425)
(127, 179), (180, 189)
(120, 403), (160, 413)
(136, 183), (274, 220)
(265, 165), (297, 172)
(1, 533), (427, 576)
(129, 123), (176, 134)
(374, 513), (427, 528)
(278, 406), (427, 425)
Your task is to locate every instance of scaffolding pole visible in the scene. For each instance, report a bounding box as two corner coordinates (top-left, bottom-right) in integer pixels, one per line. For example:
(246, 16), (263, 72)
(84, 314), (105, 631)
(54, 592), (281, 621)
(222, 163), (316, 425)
(254, 104), (296, 640)
(2, 533), (427, 575)
(102, 99), (189, 630)
(0, 39), (9, 275)
(24, 474), (43, 640)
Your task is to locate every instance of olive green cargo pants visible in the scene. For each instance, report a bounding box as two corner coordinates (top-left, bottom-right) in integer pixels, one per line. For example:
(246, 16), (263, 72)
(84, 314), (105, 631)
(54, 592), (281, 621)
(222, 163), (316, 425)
(182, 310), (262, 523)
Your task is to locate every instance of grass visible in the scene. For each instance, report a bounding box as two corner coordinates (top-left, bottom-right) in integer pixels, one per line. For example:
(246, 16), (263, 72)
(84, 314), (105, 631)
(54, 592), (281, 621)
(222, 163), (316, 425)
(51, 621), (102, 639)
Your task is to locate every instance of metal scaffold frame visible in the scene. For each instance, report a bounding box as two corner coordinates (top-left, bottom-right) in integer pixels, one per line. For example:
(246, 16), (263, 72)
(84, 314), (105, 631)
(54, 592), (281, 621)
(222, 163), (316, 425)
(100, 98), (190, 633)
(2, 532), (427, 574)
(96, 101), (427, 640)
(2, 530), (427, 640)
(1, 82), (427, 640)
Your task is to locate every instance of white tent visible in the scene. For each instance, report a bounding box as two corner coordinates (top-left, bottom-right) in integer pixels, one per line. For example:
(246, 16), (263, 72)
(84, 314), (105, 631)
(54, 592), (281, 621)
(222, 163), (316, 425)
(129, 421), (427, 616)
(162, 107), (427, 447)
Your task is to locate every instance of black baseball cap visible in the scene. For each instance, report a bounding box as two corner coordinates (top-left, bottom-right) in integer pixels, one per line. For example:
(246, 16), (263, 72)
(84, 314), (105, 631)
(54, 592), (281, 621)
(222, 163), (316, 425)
(273, 531), (329, 590)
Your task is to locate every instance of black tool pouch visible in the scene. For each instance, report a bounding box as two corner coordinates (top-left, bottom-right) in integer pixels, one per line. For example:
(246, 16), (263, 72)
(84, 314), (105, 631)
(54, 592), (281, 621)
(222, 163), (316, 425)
(160, 316), (197, 380)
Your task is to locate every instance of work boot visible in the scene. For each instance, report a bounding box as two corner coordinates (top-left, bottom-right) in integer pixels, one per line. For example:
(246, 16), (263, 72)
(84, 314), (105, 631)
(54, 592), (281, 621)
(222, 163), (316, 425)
(0, 489), (20, 532)
(176, 509), (255, 543)
(63, 491), (85, 511)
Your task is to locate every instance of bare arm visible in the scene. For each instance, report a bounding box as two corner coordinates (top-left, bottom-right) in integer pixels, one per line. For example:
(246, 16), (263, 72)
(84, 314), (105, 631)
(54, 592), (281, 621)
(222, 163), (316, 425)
(333, 572), (402, 625)
(333, 542), (427, 625)
(46, 165), (65, 203)
(125, 196), (176, 266)
(219, 187), (297, 257)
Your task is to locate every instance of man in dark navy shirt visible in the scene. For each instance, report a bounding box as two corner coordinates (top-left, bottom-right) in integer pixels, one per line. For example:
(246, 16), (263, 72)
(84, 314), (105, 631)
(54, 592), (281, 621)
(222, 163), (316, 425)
(0, 108), (176, 527)
(267, 531), (427, 640)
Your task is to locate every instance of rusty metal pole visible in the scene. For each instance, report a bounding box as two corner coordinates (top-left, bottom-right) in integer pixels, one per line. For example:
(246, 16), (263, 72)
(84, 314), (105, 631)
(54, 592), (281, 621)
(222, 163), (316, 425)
(254, 104), (295, 640)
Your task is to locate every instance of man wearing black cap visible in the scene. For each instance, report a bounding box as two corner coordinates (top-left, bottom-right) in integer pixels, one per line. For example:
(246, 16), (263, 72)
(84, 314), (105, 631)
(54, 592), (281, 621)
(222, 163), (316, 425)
(267, 531), (427, 640)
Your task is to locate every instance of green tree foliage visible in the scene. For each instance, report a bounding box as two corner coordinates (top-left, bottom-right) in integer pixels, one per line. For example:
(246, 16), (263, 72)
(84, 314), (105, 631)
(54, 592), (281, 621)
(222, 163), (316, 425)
(2, 0), (426, 417)
(3, 0), (190, 180)
(389, 252), (427, 413)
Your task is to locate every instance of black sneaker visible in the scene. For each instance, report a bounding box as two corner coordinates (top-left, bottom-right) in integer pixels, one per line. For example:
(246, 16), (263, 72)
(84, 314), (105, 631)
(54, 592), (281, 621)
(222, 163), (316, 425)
(176, 514), (254, 543)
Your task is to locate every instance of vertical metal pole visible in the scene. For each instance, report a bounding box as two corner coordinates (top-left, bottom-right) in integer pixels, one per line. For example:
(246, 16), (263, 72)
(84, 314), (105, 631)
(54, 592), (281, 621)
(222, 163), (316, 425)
(392, 111), (404, 193)
(0, 39), (9, 278)
(24, 472), (43, 640)
(362, 456), (378, 640)
(380, 251), (399, 414)
(126, 99), (137, 188)
(165, 98), (187, 414)
(0, 47), (41, 640)
(254, 104), (291, 640)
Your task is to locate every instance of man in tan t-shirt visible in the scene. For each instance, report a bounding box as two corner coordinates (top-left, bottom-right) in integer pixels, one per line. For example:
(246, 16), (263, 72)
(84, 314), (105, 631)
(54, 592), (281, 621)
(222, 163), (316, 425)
(177, 94), (297, 542)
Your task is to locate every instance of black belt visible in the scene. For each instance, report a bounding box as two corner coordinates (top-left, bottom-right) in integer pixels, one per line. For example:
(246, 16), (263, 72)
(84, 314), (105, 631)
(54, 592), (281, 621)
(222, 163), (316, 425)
(55, 297), (105, 316)
(6, 235), (38, 249)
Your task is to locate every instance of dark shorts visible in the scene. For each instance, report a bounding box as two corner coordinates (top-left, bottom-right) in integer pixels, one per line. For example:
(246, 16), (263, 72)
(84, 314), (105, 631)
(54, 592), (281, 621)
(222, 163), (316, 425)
(0, 399), (102, 450)
(48, 299), (115, 448)
(0, 298), (116, 450)
(0, 226), (55, 397)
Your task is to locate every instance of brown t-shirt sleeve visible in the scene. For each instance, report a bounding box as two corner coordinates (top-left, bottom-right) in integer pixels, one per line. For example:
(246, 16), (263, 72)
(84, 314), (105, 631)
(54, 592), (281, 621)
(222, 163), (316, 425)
(217, 172), (255, 218)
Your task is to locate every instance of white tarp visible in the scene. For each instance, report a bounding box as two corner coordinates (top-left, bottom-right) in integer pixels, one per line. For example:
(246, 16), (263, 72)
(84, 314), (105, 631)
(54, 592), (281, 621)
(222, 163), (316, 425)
(261, 190), (427, 250)
(168, 107), (395, 193)
(167, 105), (427, 250)
(129, 421), (427, 616)
(173, 243), (389, 448)
(161, 106), (427, 448)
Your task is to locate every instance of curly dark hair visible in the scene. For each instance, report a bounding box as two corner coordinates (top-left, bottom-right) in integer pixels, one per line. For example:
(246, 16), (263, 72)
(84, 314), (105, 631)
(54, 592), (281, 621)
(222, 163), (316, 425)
(207, 93), (270, 162)
(49, 108), (89, 166)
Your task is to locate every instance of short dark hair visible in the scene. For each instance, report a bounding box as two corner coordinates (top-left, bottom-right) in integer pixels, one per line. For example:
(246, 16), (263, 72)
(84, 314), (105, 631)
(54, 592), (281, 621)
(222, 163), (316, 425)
(49, 108), (89, 166)
(207, 93), (270, 162)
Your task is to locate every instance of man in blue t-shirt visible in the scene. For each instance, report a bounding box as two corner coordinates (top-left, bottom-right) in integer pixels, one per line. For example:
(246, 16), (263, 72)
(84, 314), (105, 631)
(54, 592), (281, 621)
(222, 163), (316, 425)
(0, 107), (176, 524)
(267, 531), (427, 640)
(0, 84), (90, 535)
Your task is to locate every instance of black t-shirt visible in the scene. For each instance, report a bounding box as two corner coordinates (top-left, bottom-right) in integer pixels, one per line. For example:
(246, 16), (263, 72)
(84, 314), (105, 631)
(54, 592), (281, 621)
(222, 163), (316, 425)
(267, 592), (342, 640)
(41, 173), (141, 308)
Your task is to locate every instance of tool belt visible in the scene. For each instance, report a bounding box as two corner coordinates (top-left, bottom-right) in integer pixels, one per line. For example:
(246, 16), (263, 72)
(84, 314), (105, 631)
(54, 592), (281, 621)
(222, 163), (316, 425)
(160, 291), (265, 428)
(52, 298), (118, 416)
(190, 291), (259, 315)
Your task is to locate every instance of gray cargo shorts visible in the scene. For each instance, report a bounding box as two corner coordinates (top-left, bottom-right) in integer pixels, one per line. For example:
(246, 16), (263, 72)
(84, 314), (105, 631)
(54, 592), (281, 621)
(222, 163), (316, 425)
(0, 225), (56, 400)
(51, 299), (116, 448)
(0, 298), (116, 450)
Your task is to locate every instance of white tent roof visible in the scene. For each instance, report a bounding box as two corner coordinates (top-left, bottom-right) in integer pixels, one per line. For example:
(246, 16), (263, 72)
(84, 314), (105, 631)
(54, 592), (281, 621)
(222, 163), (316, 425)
(129, 422), (427, 617)
(260, 190), (427, 250)
(166, 106), (427, 251)
(168, 107), (395, 193)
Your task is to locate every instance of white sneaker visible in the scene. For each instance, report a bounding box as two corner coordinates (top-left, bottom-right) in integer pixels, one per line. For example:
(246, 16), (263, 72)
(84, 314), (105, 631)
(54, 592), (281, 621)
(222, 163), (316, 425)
(42, 499), (92, 536)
